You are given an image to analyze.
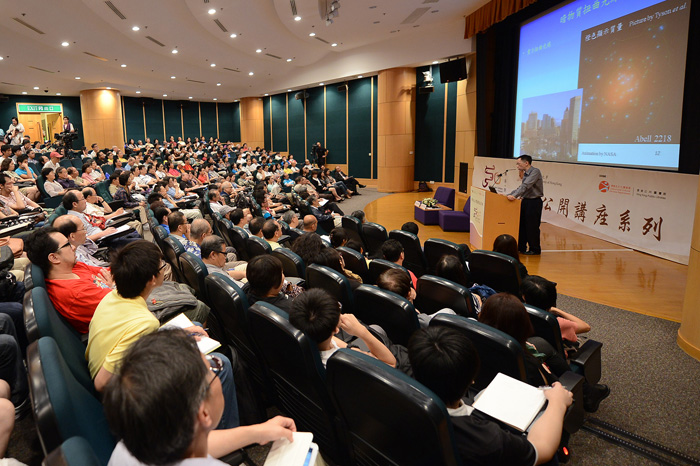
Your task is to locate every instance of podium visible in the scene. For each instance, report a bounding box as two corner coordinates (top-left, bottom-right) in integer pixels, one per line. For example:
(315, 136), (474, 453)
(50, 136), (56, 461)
(469, 186), (521, 250)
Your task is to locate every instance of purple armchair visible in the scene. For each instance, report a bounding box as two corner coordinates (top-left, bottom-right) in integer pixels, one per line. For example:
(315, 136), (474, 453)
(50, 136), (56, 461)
(434, 187), (455, 209)
(439, 197), (470, 232)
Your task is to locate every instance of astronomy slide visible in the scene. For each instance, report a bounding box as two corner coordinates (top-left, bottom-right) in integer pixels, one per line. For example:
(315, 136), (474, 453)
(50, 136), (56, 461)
(513, 0), (691, 170)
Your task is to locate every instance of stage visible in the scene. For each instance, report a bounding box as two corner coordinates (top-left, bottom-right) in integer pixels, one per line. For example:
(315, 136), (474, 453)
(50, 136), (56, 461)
(363, 192), (687, 322)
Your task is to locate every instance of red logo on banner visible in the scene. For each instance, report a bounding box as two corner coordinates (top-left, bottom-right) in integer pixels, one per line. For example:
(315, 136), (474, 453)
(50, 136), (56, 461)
(599, 181), (610, 192)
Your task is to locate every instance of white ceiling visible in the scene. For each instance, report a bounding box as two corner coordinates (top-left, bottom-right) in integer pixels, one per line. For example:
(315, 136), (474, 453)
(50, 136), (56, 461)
(0, 0), (486, 101)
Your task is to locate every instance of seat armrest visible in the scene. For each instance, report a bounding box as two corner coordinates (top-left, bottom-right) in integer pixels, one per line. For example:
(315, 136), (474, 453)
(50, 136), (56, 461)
(559, 371), (584, 434)
(569, 340), (603, 385)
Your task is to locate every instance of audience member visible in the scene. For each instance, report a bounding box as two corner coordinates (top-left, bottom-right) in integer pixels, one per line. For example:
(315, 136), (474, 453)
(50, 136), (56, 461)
(329, 227), (348, 248)
(401, 221), (419, 236)
(248, 216), (265, 238)
(493, 234), (528, 278)
(262, 219), (283, 250)
(381, 239), (417, 288)
(54, 214), (108, 267)
(245, 255), (295, 312)
(291, 232), (324, 266)
(200, 235), (246, 284)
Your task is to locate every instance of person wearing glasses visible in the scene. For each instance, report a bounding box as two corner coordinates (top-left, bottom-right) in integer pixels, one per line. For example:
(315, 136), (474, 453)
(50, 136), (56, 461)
(103, 329), (296, 465)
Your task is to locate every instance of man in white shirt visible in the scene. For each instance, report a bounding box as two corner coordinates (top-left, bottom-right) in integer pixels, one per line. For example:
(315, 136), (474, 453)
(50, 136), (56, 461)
(7, 118), (24, 146)
(42, 152), (62, 172)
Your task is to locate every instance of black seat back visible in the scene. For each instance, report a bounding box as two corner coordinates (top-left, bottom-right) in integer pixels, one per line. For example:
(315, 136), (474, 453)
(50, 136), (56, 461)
(340, 215), (364, 247)
(305, 264), (354, 311)
(415, 275), (475, 318)
(24, 262), (46, 291)
(271, 248), (306, 278)
(468, 250), (522, 295)
(246, 236), (271, 259)
(327, 349), (462, 466)
(352, 285), (419, 346)
(362, 222), (388, 258)
(368, 259), (410, 286)
(178, 252), (209, 300)
(227, 226), (250, 261)
(337, 246), (369, 283)
(162, 236), (186, 282)
(389, 230), (427, 277)
(152, 225), (168, 251)
(247, 302), (347, 463)
(430, 314), (527, 391)
(424, 238), (467, 275)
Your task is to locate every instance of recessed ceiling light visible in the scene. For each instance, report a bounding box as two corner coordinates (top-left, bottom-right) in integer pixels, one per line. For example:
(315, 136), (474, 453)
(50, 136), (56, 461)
(171, 76), (176, 79)
(210, 63), (216, 67)
(213, 98), (217, 101)
(0, 57), (3, 61)
(264, 93), (269, 96)
(286, 58), (292, 62)
(33, 86), (40, 90)
(136, 91), (141, 94)
(287, 89), (292, 92)
(432, 60), (439, 64)
(132, 26), (140, 31)
(331, 43), (338, 47)
(75, 76), (80, 79)
(294, 16), (302, 21)
(21, 91), (27, 95)
(172, 49), (178, 54)
(234, 99), (239, 102)
(106, 87), (112, 90)
(309, 32), (316, 37)
(357, 75), (363, 78)
(61, 41), (69, 47)
(121, 64), (127, 67)
(56, 93), (61, 95)
(319, 82), (324, 86)
(248, 71), (254, 76)
(208, 8), (216, 14)
(188, 96), (193, 99)
(216, 83), (221, 86)
(163, 94), (167, 97)
(256, 49), (262, 53)
(230, 33), (237, 38)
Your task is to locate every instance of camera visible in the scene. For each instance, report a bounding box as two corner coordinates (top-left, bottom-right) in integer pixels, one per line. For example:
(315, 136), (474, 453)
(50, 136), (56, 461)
(44, 89), (48, 93)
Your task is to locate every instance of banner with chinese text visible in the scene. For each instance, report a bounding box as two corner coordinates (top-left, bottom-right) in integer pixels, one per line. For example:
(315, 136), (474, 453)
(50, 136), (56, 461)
(472, 156), (697, 264)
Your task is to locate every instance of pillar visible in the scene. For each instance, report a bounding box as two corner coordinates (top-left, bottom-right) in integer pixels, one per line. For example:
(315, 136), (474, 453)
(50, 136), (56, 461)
(239, 97), (264, 150)
(678, 179), (700, 361)
(454, 57), (477, 210)
(377, 67), (416, 192)
(79, 89), (124, 149)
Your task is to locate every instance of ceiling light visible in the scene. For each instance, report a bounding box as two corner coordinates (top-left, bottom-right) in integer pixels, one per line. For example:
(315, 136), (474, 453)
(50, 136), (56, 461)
(210, 63), (216, 67)
(132, 26), (140, 31)
(213, 98), (217, 101)
(136, 91), (141, 94)
(248, 71), (254, 76)
(106, 87), (112, 90)
(357, 75), (363, 78)
(163, 94), (167, 97)
(287, 89), (292, 92)
(264, 93), (269, 96)
(0, 57), (3, 61)
(21, 91), (27, 95)
(319, 82), (324, 86)
(230, 33), (237, 38)
(33, 86), (40, 90)
(286, 58), (292, 62)
(172, 49), (178, 54)
(121, 64), (127, 67)
(256, 49), (262, 53)
(61, 41), (69, 47)
(216, 83), (221, 86)
(56, 93), (61, 95)
(331, 43), (337, 47)
(75, 76), (80, 79)
(432, 60), (439, 64)
(208, 8), (216, 14)
(294, 16), (302, 21)
(309, 32), (316, 37)
(234, 99), (239, 102)
(188, 96), (193, 99)
(171, 76), (176, 79)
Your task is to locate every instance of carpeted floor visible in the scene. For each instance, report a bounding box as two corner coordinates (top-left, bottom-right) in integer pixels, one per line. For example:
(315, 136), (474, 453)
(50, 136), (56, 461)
(332, 186), (389, 218)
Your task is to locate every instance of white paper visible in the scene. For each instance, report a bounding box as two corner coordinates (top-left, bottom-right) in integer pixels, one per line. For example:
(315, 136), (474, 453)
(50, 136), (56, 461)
(472, 373), (546, 432)
(264, 431), (314, 466)
(160, 313), (221, 354)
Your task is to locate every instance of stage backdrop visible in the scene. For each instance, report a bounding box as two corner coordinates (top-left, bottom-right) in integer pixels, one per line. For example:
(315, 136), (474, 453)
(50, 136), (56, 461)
(472, 156), (697, 264)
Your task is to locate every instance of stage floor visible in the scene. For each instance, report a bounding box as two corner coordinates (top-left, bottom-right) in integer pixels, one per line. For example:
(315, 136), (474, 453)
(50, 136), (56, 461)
(364, 192), (687, 322)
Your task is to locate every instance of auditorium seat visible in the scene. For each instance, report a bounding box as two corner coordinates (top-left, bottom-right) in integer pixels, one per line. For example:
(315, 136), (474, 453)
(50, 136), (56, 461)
(468, 250), (522, 296)
(247, 302), (348, 463)
(178, 252), (209, 301)
(162, 236), (186, 283)
(337, 246), (370, 283)
(226, 226), (250, 261)
(306, 264), (354, 311)
(415, 275), (476, 318)
(367, 259), (411, 286)
(424, 238), (468, 275)
(24, 262), (45, 291)
(27, 337), (116, 464)
(44, 437), (101, 466)
(327, 349), (462, 466)
(340, 215), (365, 247)
(352, 285), (419, 346)
(389, 229), (428, 277)
(271, 248), (306, 279)
(246, 236), (272, 259)
(361, 222), (388, 258)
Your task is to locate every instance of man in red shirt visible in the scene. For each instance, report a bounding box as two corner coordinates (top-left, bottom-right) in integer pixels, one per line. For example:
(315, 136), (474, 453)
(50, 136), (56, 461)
(24, 227), (113, 334)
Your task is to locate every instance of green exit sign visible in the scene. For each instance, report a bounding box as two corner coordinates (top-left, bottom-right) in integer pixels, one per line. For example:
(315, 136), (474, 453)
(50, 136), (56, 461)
(18, 104), (62, 113)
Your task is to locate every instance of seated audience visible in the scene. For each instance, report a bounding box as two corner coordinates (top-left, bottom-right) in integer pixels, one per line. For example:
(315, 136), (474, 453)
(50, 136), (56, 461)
(493, 233), (528, 278)
(291, 231), (324, 266)
(245, 255), (295, 312)
(329, 227), (348, 248)
(401, 221), (419, 236)
(262, 219), (283, 250)
(83, 186), (144, 235)
(0, 174), (42, 214)
(200, 235), (246, 284)
(248, 216), (265, 238)
(281, 210), (300, 230)
(350, 210), (366, 224)
(289, 289), (396, 368)
(54, 214), (108, 267)
(102, 329), (296, 464)
(381, 239), (417, 288)
(41, 167), (65, 197)
(408, 326), (573, 466)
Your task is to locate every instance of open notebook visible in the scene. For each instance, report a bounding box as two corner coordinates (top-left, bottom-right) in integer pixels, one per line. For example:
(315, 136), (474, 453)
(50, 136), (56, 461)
(472, 373), (547, 432)
(264, 432), (317, 466)
(161, 313), (221, 354)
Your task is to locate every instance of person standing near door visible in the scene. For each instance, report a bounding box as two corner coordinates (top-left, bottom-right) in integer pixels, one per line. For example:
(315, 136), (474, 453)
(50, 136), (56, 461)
(6, 117), (24, 146)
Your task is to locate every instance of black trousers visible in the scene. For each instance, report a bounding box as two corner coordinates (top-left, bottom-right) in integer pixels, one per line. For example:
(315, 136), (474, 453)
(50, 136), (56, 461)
(518, 197), (543, 254)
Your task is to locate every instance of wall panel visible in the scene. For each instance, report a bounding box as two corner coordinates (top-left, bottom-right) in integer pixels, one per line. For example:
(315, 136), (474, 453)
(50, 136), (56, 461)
(325, 86), (346, 164)
(217, 102), (236, 142)
(415, 65), (446, 182)
(231, 102), (241, 142)
(288, 93), (305, 159)
(182, 102), (200, 139)
(163, 100), (182, 140)
(348, 78), (373, 179)
(445, 81), (458, 183)
(199, 102), (217, 140)
(123, 97), (145, 143)
(263, 96), (271, 150)
(144, 100), (164, 142)
(306, 86), (325, 162)
(271, 94), (288, 152)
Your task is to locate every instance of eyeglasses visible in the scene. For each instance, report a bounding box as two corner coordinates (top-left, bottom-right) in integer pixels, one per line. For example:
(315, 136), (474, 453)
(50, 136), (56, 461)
(206, 354), (223, 388)
(158, 261), (168, 272)
(57, 241), (72, 251)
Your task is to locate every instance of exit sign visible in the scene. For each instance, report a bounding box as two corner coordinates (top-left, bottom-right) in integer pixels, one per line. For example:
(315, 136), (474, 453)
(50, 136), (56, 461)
(17, 104), (62, 113)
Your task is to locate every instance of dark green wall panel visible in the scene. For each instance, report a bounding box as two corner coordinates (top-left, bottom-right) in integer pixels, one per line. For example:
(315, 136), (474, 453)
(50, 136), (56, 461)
(0, 95), (85, 148)
(217, 103), (235, 142)
(145, 100), (165, 143)
(348, 78), (372, 179)
(288, 93), (305, 160)
(444, 82), (458, 183)
(263, 97), (271, 150)
(231, 102), (241, 142)
(123, 97), (145, 143)
(163, 100), (182, 140)
(199, 102), (217, 140)
(325, 87), (346, 165)
(415, 65), (445, 182)
(271, 94), (287, 152)
(372, 77), (378, 180)
(182, 102), (200, 139)
(306, 87), (324, 162)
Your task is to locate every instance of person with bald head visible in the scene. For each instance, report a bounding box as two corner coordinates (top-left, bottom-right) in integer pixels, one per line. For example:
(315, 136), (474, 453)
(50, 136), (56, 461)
(54, 214), (108, 267)
(302, 215), (318, 233)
